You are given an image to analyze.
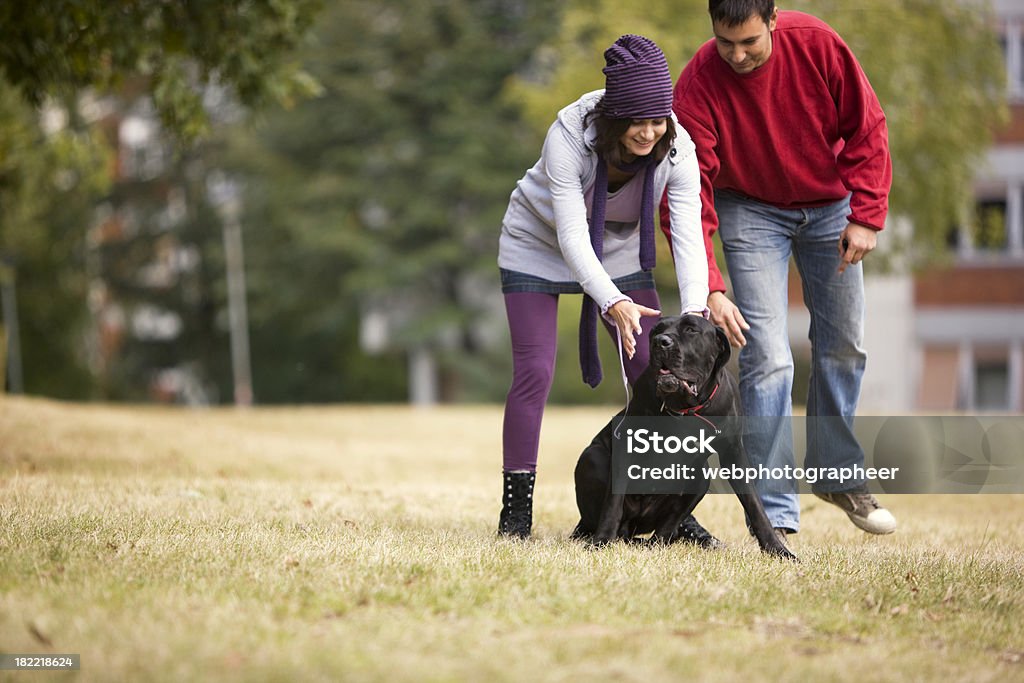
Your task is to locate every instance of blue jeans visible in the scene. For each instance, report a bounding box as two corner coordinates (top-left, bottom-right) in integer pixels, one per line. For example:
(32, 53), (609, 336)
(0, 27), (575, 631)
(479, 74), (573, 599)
(716, 191), (867, 532)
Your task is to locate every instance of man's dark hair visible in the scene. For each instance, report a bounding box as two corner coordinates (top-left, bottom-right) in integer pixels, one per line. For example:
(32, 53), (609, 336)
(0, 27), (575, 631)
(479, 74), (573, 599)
(587, 100), (677, 167)
(709, 0), (775, 27)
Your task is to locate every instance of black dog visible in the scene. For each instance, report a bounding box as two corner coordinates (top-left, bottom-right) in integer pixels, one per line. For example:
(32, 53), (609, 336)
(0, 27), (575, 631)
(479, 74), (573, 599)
(572, 315), (796, 560)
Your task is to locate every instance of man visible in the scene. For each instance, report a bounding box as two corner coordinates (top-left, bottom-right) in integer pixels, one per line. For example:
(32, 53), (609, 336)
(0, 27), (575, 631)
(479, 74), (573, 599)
(661, 0), (897, 540)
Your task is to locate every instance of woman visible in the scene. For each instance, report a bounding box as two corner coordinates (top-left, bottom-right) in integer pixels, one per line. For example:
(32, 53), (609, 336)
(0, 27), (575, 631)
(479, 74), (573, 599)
(497, 35), (710, 538)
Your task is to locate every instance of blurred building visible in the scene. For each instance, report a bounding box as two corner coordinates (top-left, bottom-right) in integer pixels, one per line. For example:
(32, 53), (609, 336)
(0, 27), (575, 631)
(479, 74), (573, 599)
(913, 0), (1024, 413)
(791, 0), (1024, 414)
(85, 93), (220, 405)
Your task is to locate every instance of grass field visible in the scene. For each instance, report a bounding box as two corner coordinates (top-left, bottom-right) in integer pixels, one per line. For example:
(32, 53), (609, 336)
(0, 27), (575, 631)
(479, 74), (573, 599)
(1, 395), (1023, 682)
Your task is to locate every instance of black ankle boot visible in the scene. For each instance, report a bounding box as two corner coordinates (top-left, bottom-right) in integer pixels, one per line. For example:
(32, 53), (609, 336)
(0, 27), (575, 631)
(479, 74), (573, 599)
(498, 471), (535, 538)
(677, 514), (724, 549)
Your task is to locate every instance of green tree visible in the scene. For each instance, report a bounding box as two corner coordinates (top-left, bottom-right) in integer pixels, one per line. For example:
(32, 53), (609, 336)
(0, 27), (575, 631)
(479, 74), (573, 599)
(86, 139), (237, 402)
(0, 82), (109, 396)
(0, 0), (322, 397)
(0, 1), (322, 140)
(224, 0), (559, 402)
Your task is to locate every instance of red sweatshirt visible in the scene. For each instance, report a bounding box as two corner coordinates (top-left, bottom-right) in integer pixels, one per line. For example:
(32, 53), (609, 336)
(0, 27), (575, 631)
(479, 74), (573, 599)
(661, 11), (892, 292)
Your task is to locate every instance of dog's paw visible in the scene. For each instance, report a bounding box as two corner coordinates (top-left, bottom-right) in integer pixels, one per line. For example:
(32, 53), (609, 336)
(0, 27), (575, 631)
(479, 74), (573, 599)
(765, 544), (799, 562)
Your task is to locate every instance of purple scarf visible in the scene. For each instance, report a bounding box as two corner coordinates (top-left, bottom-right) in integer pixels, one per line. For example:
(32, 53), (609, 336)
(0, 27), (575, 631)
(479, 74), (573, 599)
(579, 153), (657, 388)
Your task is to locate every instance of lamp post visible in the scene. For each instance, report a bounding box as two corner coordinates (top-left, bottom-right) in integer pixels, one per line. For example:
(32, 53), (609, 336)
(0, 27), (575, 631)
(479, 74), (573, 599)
(207, 173), (253, 406)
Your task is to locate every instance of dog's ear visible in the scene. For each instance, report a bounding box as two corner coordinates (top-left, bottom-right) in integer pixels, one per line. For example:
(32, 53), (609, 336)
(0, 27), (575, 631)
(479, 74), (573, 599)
(709, 325), (731, 378)
(715, 326), (731, 365)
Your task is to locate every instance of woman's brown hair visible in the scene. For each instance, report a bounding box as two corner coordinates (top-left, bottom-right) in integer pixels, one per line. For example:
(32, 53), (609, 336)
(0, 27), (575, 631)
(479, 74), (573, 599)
(587, 97), (677, 167)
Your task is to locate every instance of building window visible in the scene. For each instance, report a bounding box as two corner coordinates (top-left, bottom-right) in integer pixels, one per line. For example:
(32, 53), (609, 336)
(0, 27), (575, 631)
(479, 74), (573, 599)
(974, 357), (1010, 411)
(959, 345), (1021, 413)
(972, 198), (1008, 251)
(961, 185), (1024, 258)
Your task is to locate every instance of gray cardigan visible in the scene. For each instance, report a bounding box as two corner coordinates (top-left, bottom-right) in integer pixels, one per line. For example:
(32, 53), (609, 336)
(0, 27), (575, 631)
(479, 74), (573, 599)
(498, 90), (709, 315)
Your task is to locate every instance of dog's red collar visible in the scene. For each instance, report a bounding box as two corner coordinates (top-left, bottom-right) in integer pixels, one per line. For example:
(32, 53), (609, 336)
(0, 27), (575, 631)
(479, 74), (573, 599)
(664, 383), (719, 416)
(662, 383), (719, 430)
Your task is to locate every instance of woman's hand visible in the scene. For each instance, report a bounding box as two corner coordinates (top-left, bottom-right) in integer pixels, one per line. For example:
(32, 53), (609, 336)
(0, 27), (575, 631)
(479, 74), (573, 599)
(708, 291), (749, 347)
(607, 300), (661, 359)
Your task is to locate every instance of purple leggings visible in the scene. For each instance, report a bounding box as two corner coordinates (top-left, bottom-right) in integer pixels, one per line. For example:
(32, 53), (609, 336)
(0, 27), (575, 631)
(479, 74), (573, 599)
(501, 289), (662, 472)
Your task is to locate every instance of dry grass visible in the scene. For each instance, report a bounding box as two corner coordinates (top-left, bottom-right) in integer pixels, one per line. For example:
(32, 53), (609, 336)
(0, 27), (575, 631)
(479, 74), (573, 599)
(1, 395), (1023, 682)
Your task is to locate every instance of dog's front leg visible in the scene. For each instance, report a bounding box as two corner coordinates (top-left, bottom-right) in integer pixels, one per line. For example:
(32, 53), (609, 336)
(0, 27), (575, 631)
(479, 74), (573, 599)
(591, 493), (626, 545)
(733, 489), (795, 560)
(723, 437), (797, 561)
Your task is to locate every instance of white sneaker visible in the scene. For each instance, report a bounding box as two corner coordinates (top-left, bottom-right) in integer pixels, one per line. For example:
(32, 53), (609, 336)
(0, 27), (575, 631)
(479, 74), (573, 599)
(814, 486), (897, 535)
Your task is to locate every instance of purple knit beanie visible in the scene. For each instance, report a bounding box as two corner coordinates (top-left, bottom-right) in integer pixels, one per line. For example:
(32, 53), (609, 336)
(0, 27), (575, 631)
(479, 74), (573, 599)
(599, 35), (673, 119)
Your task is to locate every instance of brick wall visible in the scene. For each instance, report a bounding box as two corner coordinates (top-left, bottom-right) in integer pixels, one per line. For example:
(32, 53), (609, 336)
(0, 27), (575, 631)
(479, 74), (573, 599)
(914, 267), (1024, 306)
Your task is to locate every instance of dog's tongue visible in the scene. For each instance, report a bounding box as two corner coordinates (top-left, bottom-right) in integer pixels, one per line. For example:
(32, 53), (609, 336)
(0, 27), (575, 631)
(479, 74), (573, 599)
(656, 374), (680, 393)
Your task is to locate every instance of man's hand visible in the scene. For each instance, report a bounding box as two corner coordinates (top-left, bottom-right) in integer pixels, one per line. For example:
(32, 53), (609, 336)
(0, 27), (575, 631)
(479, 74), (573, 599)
(607, 300), (661, 359)
(708, 291), (748, 347)
(838, 223), (878, 274)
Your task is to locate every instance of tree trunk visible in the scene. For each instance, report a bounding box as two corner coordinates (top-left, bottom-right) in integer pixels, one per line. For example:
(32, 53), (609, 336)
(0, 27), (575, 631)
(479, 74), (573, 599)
(0, 322), (6, 393)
